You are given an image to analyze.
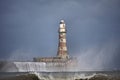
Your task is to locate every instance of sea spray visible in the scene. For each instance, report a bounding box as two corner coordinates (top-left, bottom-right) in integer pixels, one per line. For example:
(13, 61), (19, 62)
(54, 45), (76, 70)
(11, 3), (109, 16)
(0, 61), (46, 72)
(1, 61), (79, 72)
(29, 72), (44, 80)
(74, 73), (97, 79)
(14, 62), (46, 72)
(29, 72), (108, 80)
(30, 72), (56, 80)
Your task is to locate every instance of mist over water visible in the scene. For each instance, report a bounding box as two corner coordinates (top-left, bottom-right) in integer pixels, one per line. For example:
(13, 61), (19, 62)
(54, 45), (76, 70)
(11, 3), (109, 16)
(75, 39), (120, 71)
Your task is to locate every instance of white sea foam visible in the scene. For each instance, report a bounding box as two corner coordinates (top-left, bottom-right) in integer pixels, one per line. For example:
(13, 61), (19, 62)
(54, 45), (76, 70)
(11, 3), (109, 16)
(1, 61), (79, 72)
(74, 73), (97, 79)
(31, 72), (108, 80)
(14, 62), (46, 72)
(1, 62), (46, 72)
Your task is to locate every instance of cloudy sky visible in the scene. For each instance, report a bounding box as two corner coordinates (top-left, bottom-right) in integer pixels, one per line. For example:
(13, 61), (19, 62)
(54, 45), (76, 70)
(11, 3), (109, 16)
(0, 0), (120, 70)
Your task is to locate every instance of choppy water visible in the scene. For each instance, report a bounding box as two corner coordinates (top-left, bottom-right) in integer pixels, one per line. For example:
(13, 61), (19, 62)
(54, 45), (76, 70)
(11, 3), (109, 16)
(0, 71), (120, 80)
(0, 62), (120, 80)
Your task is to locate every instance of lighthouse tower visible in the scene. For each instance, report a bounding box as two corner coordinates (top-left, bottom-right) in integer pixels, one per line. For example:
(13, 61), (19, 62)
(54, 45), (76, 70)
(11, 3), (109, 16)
(57, 20), (69, 59)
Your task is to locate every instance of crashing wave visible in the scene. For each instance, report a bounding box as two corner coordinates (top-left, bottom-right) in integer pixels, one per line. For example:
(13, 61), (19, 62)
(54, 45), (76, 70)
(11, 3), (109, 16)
(0, 61), (46, 72)
(29, 72), (109, 80)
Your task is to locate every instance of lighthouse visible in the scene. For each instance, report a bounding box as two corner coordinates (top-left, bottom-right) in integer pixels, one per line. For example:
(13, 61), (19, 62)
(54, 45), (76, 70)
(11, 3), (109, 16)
(57, 20), (69, 59)
(33, 20), (76, 63)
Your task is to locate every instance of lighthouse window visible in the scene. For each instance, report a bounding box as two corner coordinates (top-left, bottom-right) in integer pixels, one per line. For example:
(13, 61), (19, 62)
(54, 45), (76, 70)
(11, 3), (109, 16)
(60, 39), (63, 42)
(59, 47), (63, 50)
(60, 39), (66, 42)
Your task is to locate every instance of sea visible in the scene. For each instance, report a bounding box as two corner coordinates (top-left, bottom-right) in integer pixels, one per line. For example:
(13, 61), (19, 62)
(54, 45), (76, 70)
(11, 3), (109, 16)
(0, 71), (120, 80)
(0, 61), (120, 80)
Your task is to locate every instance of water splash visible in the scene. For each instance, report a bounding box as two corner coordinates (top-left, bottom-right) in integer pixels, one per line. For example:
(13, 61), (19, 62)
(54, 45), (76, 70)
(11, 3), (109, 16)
(1, 61), (79, 72)
(14, 62), (46, 72)
(30, 72), (109, 80)
(74, 73), (97, 79)
(0, 62), (46, 72)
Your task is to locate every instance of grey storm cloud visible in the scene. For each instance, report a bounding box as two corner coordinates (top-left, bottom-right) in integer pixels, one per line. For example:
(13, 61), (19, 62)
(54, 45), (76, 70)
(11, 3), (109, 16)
(0, 0), (120, 70)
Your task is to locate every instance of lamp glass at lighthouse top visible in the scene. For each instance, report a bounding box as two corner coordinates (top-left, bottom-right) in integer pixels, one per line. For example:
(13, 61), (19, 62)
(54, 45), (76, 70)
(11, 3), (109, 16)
(60, 20), (65, 29)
